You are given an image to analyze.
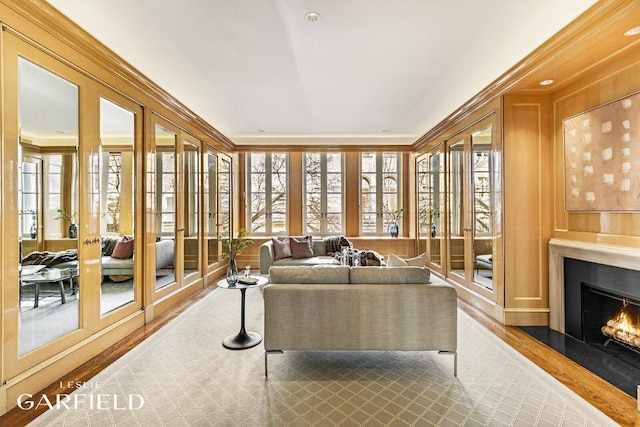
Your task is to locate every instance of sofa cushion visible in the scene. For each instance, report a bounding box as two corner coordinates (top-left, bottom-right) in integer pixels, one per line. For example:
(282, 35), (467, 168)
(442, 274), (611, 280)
(350, 266), (430, 284)
(311, 239), (327, 256)
(291, 237), (313, 259)
(111, 236), (134, 259)
(387, 252), (426, 267)
(269, 265), (350, 284)
(272, 237), (291, 260)
(272, 256), (340, 268)
(101, 256), (134, 269)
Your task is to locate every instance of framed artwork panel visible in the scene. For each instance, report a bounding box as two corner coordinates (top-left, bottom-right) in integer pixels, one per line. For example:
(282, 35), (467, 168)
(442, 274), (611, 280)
(564, 92), (640, 211)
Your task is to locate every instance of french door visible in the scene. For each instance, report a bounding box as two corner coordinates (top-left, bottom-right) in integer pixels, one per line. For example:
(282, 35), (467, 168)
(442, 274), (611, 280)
(445, 115), (500, 300)
(150, 116), (203, 299)
(416, 147), (445, 274)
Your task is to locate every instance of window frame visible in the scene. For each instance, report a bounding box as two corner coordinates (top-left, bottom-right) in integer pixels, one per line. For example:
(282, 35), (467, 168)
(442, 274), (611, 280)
(246, 152), (289, 236)
(303, 152), (345, 236)
(359, 152), (402, 235)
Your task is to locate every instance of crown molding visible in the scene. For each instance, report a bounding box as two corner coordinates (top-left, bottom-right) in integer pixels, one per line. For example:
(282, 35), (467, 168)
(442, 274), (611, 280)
(1, 0), (235, 151)
(412, 0), (637, 151)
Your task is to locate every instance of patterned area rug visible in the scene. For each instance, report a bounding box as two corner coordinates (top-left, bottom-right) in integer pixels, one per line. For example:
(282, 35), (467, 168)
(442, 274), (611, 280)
(29, 287), (615, 426)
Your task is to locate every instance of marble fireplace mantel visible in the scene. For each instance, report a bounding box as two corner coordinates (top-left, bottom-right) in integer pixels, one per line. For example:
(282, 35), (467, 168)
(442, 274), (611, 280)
(549, 238), (640, 332)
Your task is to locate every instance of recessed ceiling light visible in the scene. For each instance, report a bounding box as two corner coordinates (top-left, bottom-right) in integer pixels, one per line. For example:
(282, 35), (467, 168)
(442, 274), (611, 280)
(624, 26), (640, 37)
(305, 12), (320, 22)
(539, 79), (555, 86)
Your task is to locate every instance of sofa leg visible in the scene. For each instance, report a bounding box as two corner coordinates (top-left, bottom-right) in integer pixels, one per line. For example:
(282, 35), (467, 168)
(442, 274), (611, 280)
(265, 350), (283, 377)
(438, 351), (457, 377)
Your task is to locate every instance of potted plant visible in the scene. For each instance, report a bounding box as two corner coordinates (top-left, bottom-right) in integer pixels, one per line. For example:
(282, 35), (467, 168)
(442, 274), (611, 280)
(383, 207), (404, 238)
(219, 228), (254, 285)
(55, 209), (78, 238)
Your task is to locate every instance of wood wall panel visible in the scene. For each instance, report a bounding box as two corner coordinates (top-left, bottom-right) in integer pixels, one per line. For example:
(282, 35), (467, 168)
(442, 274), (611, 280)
(552, 58), (640, 247)
(503, 96), (551, 317)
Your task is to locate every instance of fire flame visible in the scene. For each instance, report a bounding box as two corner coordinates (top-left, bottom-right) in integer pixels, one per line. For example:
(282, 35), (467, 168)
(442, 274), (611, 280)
(601, 298), (640, 348)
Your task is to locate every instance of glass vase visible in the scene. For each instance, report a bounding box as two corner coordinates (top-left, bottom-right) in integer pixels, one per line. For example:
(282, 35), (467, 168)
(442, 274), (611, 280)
(226, 258), (239, 286)
(390, 221), (399, 238)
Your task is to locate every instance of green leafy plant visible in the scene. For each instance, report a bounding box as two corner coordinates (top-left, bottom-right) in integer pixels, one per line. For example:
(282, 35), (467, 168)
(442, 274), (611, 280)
(219, 228), (254, 260)
(55, 209), (78, 225)
(382, 207), (404, 222)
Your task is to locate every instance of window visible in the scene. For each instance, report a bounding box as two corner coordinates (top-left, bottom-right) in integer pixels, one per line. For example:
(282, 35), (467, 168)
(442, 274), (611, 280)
(247, 153), (288, 235)
(218, 157), (232, 238)
(304, 153), (343, 235)
(473, 148), (492, 235)
(20, 158), (41, 239)
(360, 152), (401, 235)
(104, 152), (122, 233)
(157, 151), (176, 235)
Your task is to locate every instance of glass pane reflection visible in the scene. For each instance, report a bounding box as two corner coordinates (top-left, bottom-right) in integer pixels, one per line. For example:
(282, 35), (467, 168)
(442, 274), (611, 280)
(18, 57), (80, 355)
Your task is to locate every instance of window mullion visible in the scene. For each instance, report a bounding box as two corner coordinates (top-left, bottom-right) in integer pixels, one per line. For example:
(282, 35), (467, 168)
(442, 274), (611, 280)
(265, 154), (273, 235)
(376, 153), (383, 235)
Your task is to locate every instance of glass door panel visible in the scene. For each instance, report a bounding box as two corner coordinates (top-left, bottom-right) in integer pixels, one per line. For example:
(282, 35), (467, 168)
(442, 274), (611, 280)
(429, 149), (445, 270)
(416, 156), (428, 257)
(155, 125), (177, 290)
(219, 157), (231, 239)
(99, 97), (136, 314)
(447, 139), (466, 279)
(182, 139), (201, 281)
(471, 125), (494, 290)
(205, 150), (219, 266)
(18, 57), (80, 354)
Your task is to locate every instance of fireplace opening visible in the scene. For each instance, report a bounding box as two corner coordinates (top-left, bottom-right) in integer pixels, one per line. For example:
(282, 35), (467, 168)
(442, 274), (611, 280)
(582, 284), (640, 370)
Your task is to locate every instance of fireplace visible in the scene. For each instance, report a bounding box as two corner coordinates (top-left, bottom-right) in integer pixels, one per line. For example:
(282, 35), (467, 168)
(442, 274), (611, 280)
(561, 257), (640, 396)
(544, 239), (640, 398)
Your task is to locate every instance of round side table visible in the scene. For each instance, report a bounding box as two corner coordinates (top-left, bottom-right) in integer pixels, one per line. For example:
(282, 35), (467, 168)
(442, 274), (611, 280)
(217, 275), (269, 350)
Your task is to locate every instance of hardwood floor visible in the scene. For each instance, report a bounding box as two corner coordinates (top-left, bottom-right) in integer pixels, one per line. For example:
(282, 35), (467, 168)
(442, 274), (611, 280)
(1, 287), (638, 426)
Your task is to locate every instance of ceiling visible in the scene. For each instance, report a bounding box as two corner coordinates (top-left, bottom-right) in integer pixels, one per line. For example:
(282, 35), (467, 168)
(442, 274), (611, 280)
(46, 0), (598, 146)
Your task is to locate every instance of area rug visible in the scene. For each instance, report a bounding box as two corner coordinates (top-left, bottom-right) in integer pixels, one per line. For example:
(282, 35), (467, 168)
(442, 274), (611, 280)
(28, 287), (615, 426)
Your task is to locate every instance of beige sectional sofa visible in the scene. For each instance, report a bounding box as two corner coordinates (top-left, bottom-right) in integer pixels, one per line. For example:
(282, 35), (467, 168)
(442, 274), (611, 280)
(263, 265), (458, 376)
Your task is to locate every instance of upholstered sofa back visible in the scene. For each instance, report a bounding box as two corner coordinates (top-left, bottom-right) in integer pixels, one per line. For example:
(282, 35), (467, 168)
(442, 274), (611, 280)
(269, 265), (350, 284)
(268, 265), (430, 285)
(264, 264), (457, 376)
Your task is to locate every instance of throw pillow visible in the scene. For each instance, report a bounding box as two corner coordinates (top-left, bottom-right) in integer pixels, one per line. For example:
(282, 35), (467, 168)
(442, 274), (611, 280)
(101, 236), (120, 257)
(290, 237), (313, 259)
(272, 237), (291, 260)
(387, 252), (426, 267)
(111, 236), (134, 259)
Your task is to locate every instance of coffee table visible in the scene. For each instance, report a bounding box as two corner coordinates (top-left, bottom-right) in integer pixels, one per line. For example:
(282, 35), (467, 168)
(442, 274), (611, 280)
(217, 275), (268, 350)
(21, 268), (77, 308)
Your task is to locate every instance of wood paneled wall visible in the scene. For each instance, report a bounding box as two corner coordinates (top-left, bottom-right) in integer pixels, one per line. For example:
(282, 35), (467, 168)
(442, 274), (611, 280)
(551, 53), (640, 247)
(503, 95), (552, 325)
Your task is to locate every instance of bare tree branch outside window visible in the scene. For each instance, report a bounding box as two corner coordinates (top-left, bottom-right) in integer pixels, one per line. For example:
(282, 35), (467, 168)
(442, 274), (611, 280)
(248, 153), (288, 234)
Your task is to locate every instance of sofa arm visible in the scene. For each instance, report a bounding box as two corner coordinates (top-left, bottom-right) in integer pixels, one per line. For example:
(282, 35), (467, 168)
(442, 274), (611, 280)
(260, 241), (275, 275)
